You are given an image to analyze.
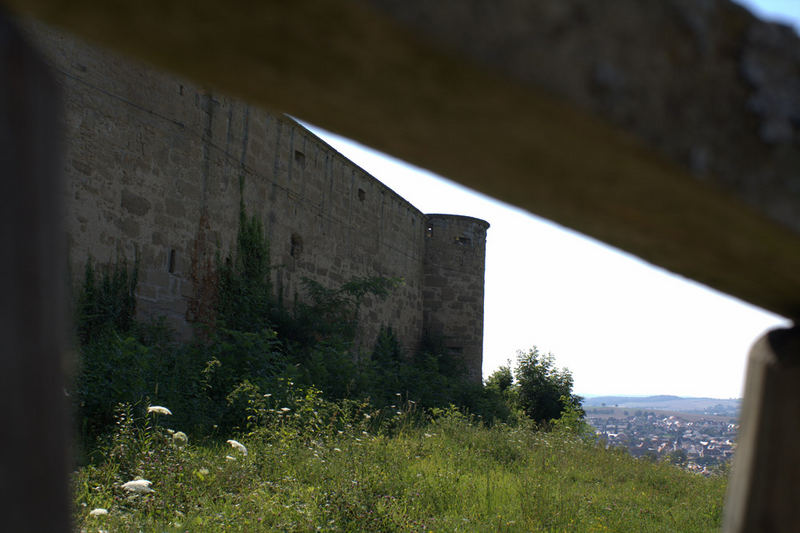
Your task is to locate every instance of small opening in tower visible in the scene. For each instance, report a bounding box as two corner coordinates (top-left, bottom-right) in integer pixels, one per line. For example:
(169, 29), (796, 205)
(168, 249), (176, 273)
(455, 236), (472, 246)
(358, 188), (366, 202)
(179, 84), (184, 96)
(426, 225), (433, 238)
(294, 150), (305, 167)
(290, 233), (303, 258)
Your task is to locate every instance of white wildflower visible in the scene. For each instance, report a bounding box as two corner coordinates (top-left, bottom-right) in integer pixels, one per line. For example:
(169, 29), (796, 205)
(424, 433), (433, 438)
(147, 405), (172, 416)
(121, 479), (153, 493)
(172, 431), (188, 445)
(198, 468), (210, 476)
(88, 508), (108, 516)
(263, 393), (272, 397)
(226, 439), (248, 455)
(333, 448), (342, 452)
(225, 455), (237, 461)
(280, 407), (291, 412)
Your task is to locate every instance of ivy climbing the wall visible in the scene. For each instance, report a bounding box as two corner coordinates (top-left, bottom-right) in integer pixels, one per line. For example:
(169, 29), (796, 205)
(76, 255), (138, 344)
(215, 200), (272, 333)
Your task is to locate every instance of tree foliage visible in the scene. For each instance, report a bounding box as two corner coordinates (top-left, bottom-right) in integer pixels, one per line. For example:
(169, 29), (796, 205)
(514, 347), (583, 425)
(485, 365), (513, 393)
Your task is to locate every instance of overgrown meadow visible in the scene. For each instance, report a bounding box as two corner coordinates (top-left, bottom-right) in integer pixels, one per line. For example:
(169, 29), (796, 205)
(74, 400), (725, 532)
(72, 207), (726, 531)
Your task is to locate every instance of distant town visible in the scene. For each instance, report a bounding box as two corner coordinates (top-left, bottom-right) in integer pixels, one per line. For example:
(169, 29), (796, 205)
(583, 396), (740, 475)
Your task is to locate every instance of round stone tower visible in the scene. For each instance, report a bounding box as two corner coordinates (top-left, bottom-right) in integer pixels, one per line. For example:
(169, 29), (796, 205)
(422, 214), (489, 383)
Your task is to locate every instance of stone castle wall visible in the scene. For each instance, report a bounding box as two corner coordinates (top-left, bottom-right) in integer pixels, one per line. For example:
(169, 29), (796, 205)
(27, 22), (488, 378)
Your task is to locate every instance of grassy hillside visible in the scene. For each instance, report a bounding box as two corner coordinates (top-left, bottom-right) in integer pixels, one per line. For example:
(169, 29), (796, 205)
(71, 248), (726, 532)
(73, 404), (726, 532)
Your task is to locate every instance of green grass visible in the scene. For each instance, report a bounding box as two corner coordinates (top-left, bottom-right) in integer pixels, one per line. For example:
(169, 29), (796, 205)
(73, 406), (726, 532)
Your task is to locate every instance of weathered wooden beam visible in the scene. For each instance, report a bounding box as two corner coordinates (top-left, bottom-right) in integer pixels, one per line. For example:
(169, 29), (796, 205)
(0, 12), (69, 533)
(6, 0), (800, 319)
(724, 327), (800, 532)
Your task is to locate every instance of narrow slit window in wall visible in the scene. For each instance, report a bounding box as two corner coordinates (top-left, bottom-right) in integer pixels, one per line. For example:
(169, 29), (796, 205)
(294, 150), (305, 168)
(426, 225), (433, 238)
(168, 249), (176, 273)
(290, 233), (303, 258)
(455, 236), (472, 246)
(358, 188), (366, 202)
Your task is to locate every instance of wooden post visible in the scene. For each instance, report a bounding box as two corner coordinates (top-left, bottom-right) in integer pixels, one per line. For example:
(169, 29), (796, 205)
(724, 327), (800, 532)
(0, 12), (70, 532)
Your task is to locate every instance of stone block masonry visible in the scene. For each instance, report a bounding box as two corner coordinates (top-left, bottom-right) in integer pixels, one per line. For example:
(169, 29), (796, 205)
(423, 215), (490, 383)
(26, 21), (489, 381)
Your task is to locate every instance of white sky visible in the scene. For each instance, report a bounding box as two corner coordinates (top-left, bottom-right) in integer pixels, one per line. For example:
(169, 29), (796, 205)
(735, 0), (800, 32)
(302, 0), (797, 399)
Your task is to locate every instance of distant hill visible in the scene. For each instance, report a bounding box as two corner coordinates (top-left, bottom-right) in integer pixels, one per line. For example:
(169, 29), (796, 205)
(582, 395), (740, 416)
